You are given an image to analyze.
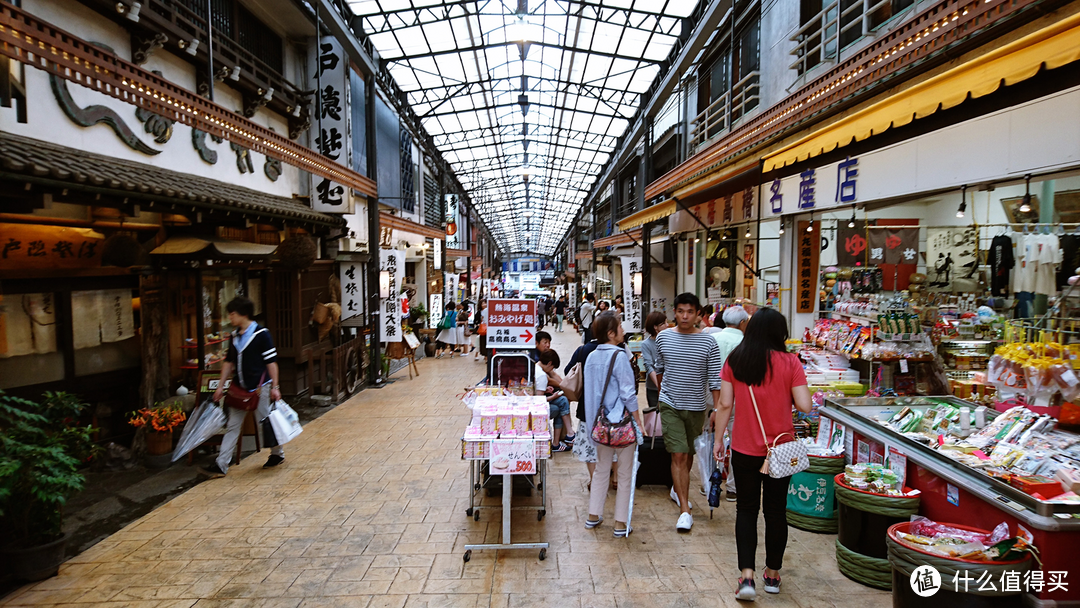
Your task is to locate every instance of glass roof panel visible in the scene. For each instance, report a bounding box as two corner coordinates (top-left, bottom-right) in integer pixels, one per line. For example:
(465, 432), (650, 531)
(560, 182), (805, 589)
(349, 0), (698, 255)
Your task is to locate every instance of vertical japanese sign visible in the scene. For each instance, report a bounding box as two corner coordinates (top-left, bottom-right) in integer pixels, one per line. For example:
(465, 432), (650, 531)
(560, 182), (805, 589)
(445, 194), (463, 249)
(309, 36), (352, 214)
(445, 272), (459, 304)
(486, 299), (536, 348)
(568, 283), (577, 311)
(796, 222), (821, 313)
(339, 263), (362, 320)
(433, 238), (442, 270)
(429, 293), (443, 331)
(379, 250), (404, 342)
(620, 256), (642, 334)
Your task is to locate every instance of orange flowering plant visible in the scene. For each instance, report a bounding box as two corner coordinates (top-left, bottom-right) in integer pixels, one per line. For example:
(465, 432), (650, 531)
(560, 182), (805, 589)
(127, 403), (186, 433)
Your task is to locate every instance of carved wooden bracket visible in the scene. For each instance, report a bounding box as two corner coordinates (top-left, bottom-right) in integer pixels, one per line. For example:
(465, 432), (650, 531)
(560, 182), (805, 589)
(131, 33), (167, 65)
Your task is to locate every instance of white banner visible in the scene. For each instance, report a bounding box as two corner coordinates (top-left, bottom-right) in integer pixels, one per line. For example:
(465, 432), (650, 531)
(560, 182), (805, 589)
(429, 293), (443, 330)
(445, 272), (459, 305)
(379, 250), (404, 342)
(445, 194), (464, 249)
(340, 262), (362, 320)
(433, 238), (442, 270)
(568, 283), (577, 311)
(309, 36), (352, 214)
(621, 257), (643, 334)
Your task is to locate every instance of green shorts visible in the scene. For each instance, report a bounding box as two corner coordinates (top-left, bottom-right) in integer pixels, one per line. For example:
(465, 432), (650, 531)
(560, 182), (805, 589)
(659, 403), (707, 455)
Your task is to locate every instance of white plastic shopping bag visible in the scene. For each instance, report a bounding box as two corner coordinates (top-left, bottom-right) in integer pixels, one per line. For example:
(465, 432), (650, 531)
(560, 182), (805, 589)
(267, 399), (303, 445)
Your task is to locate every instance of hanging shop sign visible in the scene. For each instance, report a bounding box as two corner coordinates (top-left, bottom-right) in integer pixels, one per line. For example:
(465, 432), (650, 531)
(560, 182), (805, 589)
(0, 293), (57, 357)
(796, 222), (821, 313)
(669, 187), (758, 233)
(340, 262), (362, 320)
(0, 223), (104, 270)
(620, 256), (643, 334)
(433, 238), (442, 270)
(837, 220), (872, 267)
(429, 293), (443, 331)
(445, 272), (459, 304)
(490, 438), (536, 475)
(867, 227), (919, 264)
(308, 36), (353, 214)
(568, 283), (577, 310)
(486, 298), (536, 349)
(379, 250), (404, 342)
(445, 194), (463, 249)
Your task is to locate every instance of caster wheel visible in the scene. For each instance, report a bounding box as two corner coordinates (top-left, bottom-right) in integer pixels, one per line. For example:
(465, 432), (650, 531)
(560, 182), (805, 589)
(463, 550), (471, 563)
(538, 549), (546, 561)
(537, 510), (544, 521)
(466, 508), (473, 518)
(473, 510), (481, 521)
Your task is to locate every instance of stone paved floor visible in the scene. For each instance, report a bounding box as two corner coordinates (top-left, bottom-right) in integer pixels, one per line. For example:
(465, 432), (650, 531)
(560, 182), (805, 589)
(1, 329), (890, 608)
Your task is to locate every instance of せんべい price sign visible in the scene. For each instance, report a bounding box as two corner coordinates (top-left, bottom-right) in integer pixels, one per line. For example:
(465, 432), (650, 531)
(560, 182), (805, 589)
(490, 439), (535, 475)
(486, 298), (536, 349)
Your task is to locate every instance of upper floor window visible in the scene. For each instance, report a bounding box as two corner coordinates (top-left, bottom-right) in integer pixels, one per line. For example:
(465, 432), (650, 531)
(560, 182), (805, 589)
(693, 8), (760, 149)
(792, 0), (914, 76)
(177, 0), (284, 74)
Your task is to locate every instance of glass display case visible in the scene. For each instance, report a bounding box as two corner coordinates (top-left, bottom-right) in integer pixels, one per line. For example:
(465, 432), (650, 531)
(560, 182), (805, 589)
(178, 271), (241, 371)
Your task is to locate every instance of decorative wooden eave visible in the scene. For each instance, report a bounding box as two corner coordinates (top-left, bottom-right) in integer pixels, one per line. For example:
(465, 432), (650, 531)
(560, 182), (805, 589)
(644, 0), (1052, 201)
(379, 211), (444, 240)
(0, 2), (377, 198)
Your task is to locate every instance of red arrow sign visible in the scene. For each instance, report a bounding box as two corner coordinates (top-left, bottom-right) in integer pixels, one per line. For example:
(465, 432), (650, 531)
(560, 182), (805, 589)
(520, 330), (533, 342)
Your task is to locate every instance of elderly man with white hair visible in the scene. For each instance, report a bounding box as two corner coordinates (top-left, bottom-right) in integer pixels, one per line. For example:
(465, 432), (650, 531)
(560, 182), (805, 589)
(711, 305), (750, 501)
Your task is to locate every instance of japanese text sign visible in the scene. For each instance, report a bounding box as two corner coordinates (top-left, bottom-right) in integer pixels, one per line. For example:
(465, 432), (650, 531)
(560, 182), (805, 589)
(0, 223), (103, 270)
(490, 439), (536, 475)
(339, 263), (362, 319)
(309, 36), (352, 214)
(620, 256), (642, 334)
(379, 250), (404, 343)
(796, 222), (820, 313)
(486, 299), (536, 349)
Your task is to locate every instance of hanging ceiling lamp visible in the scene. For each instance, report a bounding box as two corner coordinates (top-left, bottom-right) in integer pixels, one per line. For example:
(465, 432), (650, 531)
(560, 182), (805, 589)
(1019, 175), (1033, 213)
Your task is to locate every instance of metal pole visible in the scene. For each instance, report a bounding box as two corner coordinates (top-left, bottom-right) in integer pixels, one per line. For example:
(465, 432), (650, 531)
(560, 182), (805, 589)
(366, 73), (381, 385)
(205, 0), (214, 100)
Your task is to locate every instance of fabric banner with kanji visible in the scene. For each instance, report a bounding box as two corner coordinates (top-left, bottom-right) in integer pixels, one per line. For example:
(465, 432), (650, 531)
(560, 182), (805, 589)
(867, 227), (918, 265)
(837, 220), (872, 267)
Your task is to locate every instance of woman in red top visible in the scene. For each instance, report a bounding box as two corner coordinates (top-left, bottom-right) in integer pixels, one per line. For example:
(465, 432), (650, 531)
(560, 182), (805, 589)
(712, 308), (812, 602)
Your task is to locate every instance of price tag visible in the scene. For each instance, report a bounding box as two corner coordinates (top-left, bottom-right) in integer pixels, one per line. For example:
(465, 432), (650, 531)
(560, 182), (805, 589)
(899, 359), (909, 374)
(490, 439), (536, 475)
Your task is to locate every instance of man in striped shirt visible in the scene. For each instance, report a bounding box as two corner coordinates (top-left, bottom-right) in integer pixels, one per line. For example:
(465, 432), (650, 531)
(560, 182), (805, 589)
(654, 292), (723, 532)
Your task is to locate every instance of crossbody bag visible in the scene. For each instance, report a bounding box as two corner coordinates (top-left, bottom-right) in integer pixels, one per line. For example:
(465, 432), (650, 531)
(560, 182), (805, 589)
(748, 384), (809, 478)
(590, 352), (636, 448)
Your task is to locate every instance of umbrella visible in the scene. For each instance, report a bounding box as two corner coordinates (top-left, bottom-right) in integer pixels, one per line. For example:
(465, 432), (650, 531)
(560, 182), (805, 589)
(627, 445), (640, 533)
(171, 399), (227, 461)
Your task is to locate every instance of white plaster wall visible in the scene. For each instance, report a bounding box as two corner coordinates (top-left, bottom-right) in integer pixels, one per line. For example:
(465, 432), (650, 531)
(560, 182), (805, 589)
(759, 0), (799, 111)
(2, 0), (307, 202)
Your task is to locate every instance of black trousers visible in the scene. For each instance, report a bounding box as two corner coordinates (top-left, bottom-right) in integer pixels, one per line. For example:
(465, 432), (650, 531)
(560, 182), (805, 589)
(731, 449), (791, 572)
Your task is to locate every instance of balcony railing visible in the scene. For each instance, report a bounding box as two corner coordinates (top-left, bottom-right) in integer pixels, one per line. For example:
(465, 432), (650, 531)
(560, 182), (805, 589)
(790, 0), (903, 76)
(689, 71), (760, 151)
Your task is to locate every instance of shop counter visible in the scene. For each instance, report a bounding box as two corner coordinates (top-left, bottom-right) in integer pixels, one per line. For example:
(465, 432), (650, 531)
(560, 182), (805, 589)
(821, 396), (1080, 607)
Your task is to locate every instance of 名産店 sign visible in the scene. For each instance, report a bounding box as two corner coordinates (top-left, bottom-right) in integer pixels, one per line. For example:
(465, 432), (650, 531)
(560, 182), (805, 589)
(486, 298), (536, 349)
(490, 438), (536, 475)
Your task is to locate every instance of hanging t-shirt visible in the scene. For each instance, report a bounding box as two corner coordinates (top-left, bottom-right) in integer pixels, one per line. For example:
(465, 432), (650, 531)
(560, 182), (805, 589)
(1058, 235), (1080, 289)
(1034, 233), (1062, 296)
(989, 235), (1014, 297)
(1013, 234), (1037, 294)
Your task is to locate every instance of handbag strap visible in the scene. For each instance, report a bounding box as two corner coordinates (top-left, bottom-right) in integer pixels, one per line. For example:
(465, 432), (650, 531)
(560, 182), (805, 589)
(596, 350), (621, 418)
(748, 384), (794, 450)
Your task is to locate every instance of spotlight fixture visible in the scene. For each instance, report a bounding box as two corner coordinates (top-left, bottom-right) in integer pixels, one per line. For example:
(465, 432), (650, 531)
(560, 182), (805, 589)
(806, 218), (814, 233)
(778, 222), (785, 235)
(848, 209), (856, 228)
(182, 39), (199, 55)
(744, 226), (752, 238)
(122, 1), (141, 21)
(1019, 175), (1033, 213)
(229, 66), (241, 81)
(957, 185), (967, 219)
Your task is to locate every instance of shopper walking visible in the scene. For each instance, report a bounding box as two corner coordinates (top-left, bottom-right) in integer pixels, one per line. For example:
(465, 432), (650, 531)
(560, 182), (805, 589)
(653, 292), (723, 532)
(456, 303), (471, 356)
(435, 301), (458, 358)
(200, 296), (284, 478)
(640, 311), (668, 411)
(712, 305), (750, 501)
(583, 313), (644, 537)
(554, 296), (567, 332)
(567, 310), (613, 485)
(578, 293), (597, 343)
(475, 298), (488, 362)
(536, 297), (547, 331)
(712, 308), (812, 601)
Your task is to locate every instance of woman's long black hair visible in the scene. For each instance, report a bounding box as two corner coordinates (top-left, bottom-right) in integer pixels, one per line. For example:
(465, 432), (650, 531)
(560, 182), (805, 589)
(725, 308), (789, 386)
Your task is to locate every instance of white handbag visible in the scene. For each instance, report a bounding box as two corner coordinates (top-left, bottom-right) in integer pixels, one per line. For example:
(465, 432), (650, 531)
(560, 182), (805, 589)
(267, 400), (303, 445)
(748, 385), (809, 478)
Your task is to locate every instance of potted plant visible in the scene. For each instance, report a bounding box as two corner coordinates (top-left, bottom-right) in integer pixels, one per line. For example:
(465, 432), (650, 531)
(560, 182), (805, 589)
(127, 403), (186, 456)
(0, 391), (98, 581)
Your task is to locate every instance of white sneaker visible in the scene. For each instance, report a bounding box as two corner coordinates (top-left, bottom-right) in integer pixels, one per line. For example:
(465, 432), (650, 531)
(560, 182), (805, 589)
(670, 487), (692, 510)
(676, 512), (693, 532)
